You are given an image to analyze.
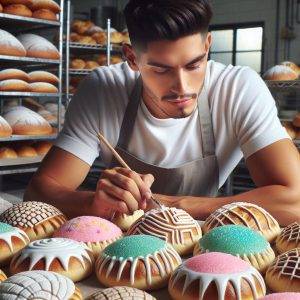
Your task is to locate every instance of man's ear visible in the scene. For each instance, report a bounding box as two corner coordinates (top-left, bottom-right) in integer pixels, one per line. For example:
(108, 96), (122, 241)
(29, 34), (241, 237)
(122, 43), (139, 71)
(205, 32), (212, 53)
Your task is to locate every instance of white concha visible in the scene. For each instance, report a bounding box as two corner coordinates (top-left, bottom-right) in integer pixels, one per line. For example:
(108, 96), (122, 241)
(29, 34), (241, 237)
(0, 270), (82, 300)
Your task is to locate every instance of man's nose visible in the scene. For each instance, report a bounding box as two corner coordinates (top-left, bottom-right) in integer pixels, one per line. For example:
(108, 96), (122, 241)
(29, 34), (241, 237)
(171, 69), (188, 95)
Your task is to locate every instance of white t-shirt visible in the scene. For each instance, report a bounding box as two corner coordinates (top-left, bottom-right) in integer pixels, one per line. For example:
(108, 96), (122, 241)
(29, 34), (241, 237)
(55, 60), (289, 188)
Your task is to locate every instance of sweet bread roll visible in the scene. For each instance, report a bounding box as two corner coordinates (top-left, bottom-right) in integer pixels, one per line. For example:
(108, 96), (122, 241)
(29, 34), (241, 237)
(112, 209), (144, 231)
(71, 20), (93, 35)
(16, 145), (38, 157)
(194, 224), (275, 273)
(10, 238), (94, 282)
(127, 207), (202, 256)
(92, 32), (107, 45)
(0, 69), (29, 82)
(29, 82), (58, 93)
(0, 269), (6, 282)
(32, 8), (57, 20)
(71, 58), (85, 69)
(70, 32), (81, 42)
(0, 116), (13, 138)
(28, 70), (59, 85)
(275, 222), (300, 254)
(97, 54), (107, 66)
(280, 61), (300, 76)
(53, 216), (123, 258)
(203, 202), (281, 242)
(3, 4), (32, 17)
(77, 35), (96, 45)
(0, 271), (83, 300)
(0, 79), (30, 92)
(266, 248), (300, 293)
(4, 106), (53, 135)
(168, 252), (266, 300)
(17, 33), (60, 59)
(0, 0), (33, 5)
(85, 25), (104, 36)
(84, 61), (99, 70)
(0, 29), (26, 56)
(0, 147), (18, 159)
(30, 0), (60, 13)
(261, 293), (300, 300)
(293, 113), (300, 128)
(110, 31), (124, 44)
(282, 121), (296, 139)
(263, 65), (298, 81)
(0, 201), (67, 241)
(95, 235), (181, 290)
(0, 222), (30, 266)
(86, 287), (155, 300)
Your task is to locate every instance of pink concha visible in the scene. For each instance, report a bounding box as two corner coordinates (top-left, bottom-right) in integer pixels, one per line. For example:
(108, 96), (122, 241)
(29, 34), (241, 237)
(260, 293), (300, 300)
(53, 216), (122, 242)
(185, 252), (251, 274)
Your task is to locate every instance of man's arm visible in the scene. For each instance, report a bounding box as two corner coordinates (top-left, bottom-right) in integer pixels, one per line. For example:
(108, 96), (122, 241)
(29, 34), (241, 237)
(154, 139), (300, 226)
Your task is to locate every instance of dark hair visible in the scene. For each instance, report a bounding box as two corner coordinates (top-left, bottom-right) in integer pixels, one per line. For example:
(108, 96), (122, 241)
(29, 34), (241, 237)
(124, 0), (213, 51)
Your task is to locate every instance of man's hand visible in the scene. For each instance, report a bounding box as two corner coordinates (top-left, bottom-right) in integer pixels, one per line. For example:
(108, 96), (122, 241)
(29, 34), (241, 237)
(91, 167), (155, 217)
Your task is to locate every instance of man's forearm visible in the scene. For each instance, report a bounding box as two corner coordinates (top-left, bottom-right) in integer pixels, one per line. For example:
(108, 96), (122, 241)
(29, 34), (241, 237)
(155, 185), (300, 226)
(24, 175), (97, 219)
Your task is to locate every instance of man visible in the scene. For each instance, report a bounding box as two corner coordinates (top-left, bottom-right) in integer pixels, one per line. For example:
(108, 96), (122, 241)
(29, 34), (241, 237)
(25, 0), (300, 225)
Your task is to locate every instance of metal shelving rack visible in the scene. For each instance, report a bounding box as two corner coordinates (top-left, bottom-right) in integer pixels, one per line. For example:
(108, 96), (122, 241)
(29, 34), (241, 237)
(230, 80), (300, 195)
(0, 0), (64, 176)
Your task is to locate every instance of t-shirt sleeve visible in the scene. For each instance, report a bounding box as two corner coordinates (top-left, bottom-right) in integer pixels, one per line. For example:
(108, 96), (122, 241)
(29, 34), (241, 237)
(54, 71), (101, 165)
(231, 67), (290, 159)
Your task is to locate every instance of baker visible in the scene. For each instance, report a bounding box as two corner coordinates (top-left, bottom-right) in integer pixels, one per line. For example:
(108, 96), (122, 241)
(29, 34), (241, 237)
(25, 0), (300, 225)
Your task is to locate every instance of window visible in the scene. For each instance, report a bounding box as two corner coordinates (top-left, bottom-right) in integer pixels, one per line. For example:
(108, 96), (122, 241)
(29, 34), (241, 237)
(209, 24), (264, 73)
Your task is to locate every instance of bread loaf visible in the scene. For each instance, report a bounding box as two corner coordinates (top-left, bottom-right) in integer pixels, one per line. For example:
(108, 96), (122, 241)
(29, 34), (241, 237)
(3, 4), (32, 17)
(29, 82), (58, 93)
(0, 116), (12, 138)
(0, 0), (33, 5)
(32, 8), (57, 20)
(0, 29), (26, 57)
(280, 61), (300, 76)
(0, 79), (30, 92)
(16, 145), (38, 157)
(0, 147), (18, 159)
(28, 71), (59, 85)
(17, 33), (60, 59)
(92, 32), (106, 45)
(84, 61), (99, 70)
(263, 65), (298, 81)
(70, 58), (85, 69)
(30, 0), (60, 13)
(34, 141), (52, 155)
(0, 69), (29, 82)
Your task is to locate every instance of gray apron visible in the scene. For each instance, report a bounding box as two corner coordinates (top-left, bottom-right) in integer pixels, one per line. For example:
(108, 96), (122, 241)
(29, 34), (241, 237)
(109, 77), (219, 197)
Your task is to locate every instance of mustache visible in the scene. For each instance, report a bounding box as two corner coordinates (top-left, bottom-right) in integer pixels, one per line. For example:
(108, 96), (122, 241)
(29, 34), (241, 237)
(161, 93), (197, 101)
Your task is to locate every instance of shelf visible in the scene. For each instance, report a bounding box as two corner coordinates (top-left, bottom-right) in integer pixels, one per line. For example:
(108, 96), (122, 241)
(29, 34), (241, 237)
(0, 92), (60, 98)
(69, 69), (92, 76)
(67, 42), (122, 55)
(0, 13), (60, 32)
(0, 134), (57, 142)
(265, 80), (300, 90)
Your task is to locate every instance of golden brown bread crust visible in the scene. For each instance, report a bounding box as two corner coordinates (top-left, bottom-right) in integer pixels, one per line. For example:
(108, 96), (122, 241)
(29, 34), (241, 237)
(92, 32), (107, 45)
(16, 145), (38, 157)
(0, 117), (13, 138)
(34, 141), (52, 155)
(275, 222), (300, 254)
(32, 8), (57, 20)
(111, 31), (124, 44)
(29, 82), (58, 93)
(0, 79), (30, 91)
(84, 61), (99, 70)
(1, 0), (33, 5)
(71, 287), (83, 300)
(29, 0), (60, 13)
(0, 147), (18, 159)
(3, 4), (32, 17)
(28, 71), (59, 85)
(0, 69), (29, 82)
(71, 59), (86, 69)
(0, 269), (7, 282)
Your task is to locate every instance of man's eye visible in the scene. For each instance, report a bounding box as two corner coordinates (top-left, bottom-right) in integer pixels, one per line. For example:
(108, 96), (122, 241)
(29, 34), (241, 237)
(186, 64), (201, 70)
(154, 68), (169, 74)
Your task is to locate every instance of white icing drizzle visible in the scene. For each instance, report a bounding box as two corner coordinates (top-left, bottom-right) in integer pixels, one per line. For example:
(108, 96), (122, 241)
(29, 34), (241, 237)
(96, 244), (181, 285)
(267, 248), (300, 280)
(12, 238), (92, 271)
(127, 207), (201, 245)
(170, 262), (266, 300)
(0, 227), (29, 252)
(277, 222), (300, 245)
(0, 271), (76, 300)
(17, 34), (59, 53)
(204, 202), (279, 233)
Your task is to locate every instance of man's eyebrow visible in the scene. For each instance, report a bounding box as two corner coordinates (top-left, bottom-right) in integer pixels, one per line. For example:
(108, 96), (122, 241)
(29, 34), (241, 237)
(147, 53), (206, 68)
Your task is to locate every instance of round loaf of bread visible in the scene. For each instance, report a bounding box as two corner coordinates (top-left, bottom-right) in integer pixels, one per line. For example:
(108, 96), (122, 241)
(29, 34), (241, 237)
(30, 0), (60, 13)
(84, 61), (99, 70)
(0, 116), (12, 138)
(0, 69), (29, 82)
(77, 35), (96, 45)
(0, 147), (18, 159)
(34, 141), (52, 155)
(0, 222), (30, 266)
(16, 145), (38, 157)
(0, 269), (6, 282)
(0, 79), (30, 92)
(92, 32), (107, 45)
(86, 287), (156, 300)
(111, 31), (124, 44)
(4, 106), (53, 135)
(112, 209), (144, 231)
(71, 20), (93, 35)
(97, 54), (107, 66)
(32, 8), (57, 20)
(28, 70), (59, 85)
(0, 201), (67, 241)
(203, 202), (281, 242)
(280, 61), (300, 76)
(17, 33), (60, 59)
(3, 4), (32, 17)
(29, 82), (58, 93)
(263, 65), (298, 81)
(71, 58), (86, 69)
(85, 25), (103, 35)
(0, 0), (33, 5)
(0, 29), (26, 57)
(10, 238), (94, 282)
(275, 222), (300, 254)
(0, 271), (83, 300)
(127, 206), (202, 256)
